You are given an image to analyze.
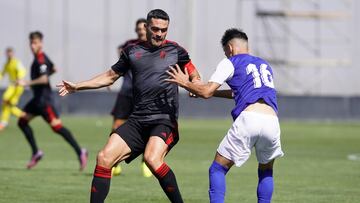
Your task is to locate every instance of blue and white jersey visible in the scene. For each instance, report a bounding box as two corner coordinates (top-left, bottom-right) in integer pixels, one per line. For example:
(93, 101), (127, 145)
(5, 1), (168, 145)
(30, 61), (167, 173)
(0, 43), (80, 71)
(209, 54), (278, 120)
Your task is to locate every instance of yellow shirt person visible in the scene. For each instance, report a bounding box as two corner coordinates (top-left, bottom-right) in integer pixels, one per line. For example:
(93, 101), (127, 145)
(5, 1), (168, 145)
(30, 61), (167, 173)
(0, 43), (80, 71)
(0, 48), (26, 130)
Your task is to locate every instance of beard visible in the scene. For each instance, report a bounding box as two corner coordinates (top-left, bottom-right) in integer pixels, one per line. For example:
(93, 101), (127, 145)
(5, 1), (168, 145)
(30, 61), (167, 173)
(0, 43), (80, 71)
(150, 37), (165, 47)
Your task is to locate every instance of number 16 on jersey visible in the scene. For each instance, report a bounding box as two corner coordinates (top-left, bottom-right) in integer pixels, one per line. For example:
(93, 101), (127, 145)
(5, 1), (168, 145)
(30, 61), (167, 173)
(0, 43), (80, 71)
(246, 63), (274, 89)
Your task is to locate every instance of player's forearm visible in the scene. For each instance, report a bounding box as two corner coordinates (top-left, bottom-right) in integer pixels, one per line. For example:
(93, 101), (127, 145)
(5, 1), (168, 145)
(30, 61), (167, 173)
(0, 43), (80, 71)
(75, 70), (120, 91)
(183, 81), (214, 99)
(213, 90), (234, 99)
(27, 75), (49, 86)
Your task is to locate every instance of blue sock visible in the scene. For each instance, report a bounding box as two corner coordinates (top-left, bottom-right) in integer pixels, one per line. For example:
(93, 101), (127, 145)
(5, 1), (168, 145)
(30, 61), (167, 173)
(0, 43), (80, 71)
(208, 161), (229, 203)
(257, 169), (274, 203)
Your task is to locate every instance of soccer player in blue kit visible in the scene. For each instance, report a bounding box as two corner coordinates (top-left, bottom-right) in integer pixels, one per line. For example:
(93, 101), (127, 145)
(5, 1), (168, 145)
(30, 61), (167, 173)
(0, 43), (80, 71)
(166, 28), (284, 203)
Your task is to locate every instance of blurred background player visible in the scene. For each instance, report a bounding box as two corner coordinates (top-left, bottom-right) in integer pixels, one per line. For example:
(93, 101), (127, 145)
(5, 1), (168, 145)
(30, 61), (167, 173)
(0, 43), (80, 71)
(0, 47), (26, 130)
(110, 18), (152, 178)
(17, 31), (88, 170)
(166, 28), (284, 203)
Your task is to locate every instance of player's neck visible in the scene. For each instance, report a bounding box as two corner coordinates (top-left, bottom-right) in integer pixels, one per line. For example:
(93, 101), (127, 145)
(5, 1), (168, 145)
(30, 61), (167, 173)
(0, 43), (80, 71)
(231, 51), (249, 57)
(35, 50), (44, 56)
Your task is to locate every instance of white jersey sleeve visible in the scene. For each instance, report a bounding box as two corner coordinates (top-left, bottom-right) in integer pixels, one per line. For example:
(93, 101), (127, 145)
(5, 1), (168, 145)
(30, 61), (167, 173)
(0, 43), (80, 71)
(209, 58), (235, 85)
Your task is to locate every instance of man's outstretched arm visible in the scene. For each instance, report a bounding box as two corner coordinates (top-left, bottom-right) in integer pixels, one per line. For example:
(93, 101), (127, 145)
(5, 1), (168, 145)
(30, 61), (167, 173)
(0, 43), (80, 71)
(57, 69), (121, 96)
(166, 64), (220, 99)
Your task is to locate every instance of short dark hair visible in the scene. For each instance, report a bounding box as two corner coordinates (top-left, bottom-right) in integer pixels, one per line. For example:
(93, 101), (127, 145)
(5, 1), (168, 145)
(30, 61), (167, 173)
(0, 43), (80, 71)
(5, 47), (14, 52)
(136, 18), (147, 26)
(29, 31), (43, 40)
(221, 28), (248, 47)
(147, 9), (170, 23)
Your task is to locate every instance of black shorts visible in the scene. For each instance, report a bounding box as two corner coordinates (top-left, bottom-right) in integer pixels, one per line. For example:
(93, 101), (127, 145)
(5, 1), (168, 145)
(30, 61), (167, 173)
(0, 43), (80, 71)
(23, 99), (59, 122)
(111, 94), (133, 119)
(114, 118), (179, 163)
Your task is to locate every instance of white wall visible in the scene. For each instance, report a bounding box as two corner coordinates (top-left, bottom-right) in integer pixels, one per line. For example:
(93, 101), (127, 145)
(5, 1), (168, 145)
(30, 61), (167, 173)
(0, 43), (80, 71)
(0, 0), (358, 95)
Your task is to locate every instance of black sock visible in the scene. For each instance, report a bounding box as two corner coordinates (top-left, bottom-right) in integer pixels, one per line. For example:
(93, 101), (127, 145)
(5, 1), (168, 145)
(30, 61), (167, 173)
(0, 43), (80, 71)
(90, 165), (112, 203)
(18, 119), (38, 155)
(154, 163), (183, 203)
(53, 126), (82, 156)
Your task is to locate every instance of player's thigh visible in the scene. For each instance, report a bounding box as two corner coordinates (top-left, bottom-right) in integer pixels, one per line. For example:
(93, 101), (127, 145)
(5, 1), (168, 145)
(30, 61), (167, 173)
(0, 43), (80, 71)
(97, 133), (132, 167)
(2, 86), (15, 102)
(144, 123), (178, 168)
(143, 136), (169, 169)
(19, 112), (36, 122)
(9, 86), (24, 104)
(114, 119), (147, 164)
(255, 116), (284, 165)
(39, 103), (61, 126)
(216, 115), (256, 167)
(21, 99), (40, 119)
(149, 122), (179, 151)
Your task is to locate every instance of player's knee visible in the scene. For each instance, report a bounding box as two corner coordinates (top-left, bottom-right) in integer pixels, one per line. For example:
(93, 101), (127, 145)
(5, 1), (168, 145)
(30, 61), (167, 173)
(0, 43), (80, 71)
(51, 123), (63, 132)
(3, 100), (10, 105)
(17, 117), (28, 127)
(258, 160), (274, 170)
(96, 150), (115, 168)
(143, 153), (161, 170)
(49, 119), (63, 132)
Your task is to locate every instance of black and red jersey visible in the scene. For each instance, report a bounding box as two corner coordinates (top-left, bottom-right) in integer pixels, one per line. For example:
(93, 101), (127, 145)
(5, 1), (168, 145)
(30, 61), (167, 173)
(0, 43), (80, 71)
(30, 52), (55, 102)
(117, 39), (139, 97)
(111, 40), (196, 122)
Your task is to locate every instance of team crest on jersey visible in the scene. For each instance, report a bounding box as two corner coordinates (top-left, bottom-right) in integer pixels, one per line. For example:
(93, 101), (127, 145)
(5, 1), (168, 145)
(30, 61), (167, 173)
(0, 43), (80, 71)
(135, 52), (142, 60)
(160, 50), (166, 59)
(40, 64), (47, 73)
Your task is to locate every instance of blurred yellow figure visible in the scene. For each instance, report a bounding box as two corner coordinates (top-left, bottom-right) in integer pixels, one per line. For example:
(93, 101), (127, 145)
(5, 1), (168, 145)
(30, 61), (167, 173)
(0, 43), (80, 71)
(141, 162), (153, 178)
(111, 164), (122, 176)
(0, 48), (26, 130)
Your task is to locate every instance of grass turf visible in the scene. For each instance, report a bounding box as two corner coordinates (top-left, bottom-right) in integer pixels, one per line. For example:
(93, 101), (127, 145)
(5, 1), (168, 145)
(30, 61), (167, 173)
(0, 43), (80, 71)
(0, 116), (359, 203)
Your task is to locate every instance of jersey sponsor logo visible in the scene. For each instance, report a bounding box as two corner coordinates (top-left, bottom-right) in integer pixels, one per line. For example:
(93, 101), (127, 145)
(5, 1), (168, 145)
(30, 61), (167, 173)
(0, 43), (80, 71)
(160, 50), (166, 59)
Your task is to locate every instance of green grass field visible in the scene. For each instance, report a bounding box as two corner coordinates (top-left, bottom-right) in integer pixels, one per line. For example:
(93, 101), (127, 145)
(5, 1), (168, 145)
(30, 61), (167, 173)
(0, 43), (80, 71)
(0, 116), (359, 203)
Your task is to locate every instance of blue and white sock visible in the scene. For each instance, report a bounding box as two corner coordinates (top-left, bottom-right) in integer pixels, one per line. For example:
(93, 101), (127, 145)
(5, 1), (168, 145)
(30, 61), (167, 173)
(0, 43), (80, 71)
(209, 161), (229, 203)
(257, 169), (274, 203)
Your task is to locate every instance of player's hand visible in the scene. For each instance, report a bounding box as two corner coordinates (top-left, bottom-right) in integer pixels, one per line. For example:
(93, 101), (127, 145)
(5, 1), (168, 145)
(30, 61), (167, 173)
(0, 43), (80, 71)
(165, 64), (190, 88)
(57, 80), (77, 96)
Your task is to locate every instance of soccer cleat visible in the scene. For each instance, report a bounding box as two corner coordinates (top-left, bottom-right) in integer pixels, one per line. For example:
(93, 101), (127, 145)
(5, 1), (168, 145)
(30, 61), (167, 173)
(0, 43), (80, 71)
(27, 150), (44, 169)
(112, 165), (122, 176)
(79, 148), (88, 171)
(0, 122), (8, 131)
(141, 162), (153, 178)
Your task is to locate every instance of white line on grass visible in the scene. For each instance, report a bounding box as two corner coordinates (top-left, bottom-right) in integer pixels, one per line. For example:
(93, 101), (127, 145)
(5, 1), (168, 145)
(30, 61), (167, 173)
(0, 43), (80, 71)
(347, 154), (360, 161)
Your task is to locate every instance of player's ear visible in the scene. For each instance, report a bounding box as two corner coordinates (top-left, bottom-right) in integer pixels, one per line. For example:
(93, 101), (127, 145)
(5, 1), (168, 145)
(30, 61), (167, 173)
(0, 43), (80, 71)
(228, 44), (234, 57)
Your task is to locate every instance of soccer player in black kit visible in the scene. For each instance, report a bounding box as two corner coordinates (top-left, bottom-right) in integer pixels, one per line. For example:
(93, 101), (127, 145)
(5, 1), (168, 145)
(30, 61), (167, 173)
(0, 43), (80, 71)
(58, 9), (201, 203)
(18, 31), (88, 170)
(110, 18), (153, 178)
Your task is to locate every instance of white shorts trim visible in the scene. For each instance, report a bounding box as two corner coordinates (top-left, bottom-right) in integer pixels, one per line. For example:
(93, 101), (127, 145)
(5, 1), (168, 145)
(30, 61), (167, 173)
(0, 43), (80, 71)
(217, 111), (284, 167)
